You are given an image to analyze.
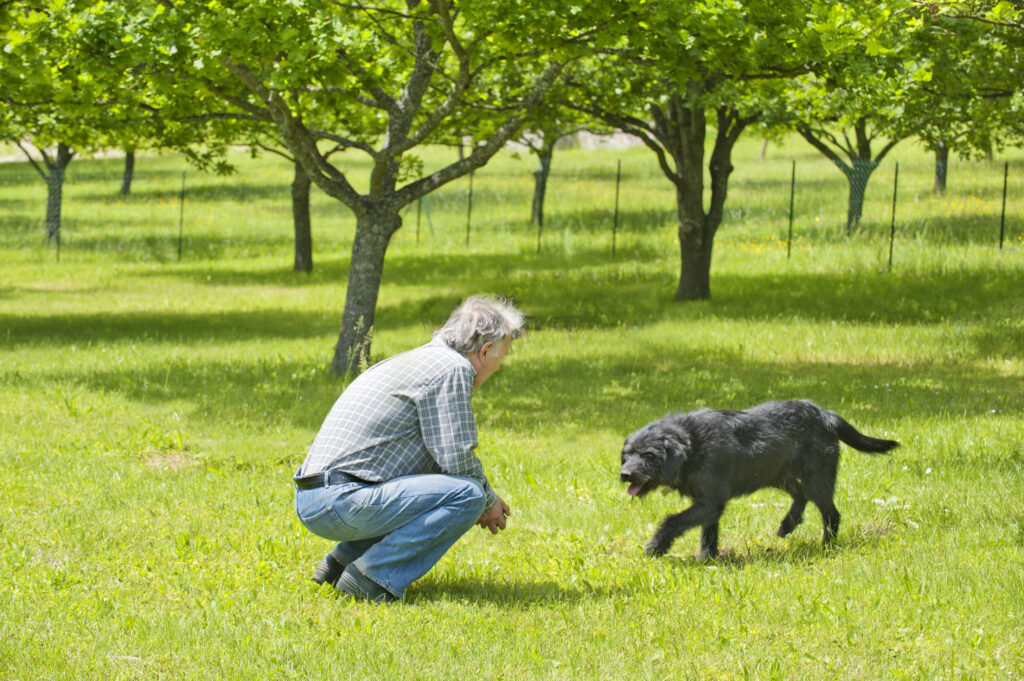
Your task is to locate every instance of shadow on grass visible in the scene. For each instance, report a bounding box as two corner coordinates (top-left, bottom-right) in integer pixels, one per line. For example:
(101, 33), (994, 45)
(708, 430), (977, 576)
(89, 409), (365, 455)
(0, 212), (43, 236)
(409, 575), (621, 605)
(72, 180), (301, 205)
(5, 245), (1020, 456)
(0, 165), (44, 189)
(655, 531), (891, 571)
(10, 342), (1021, 460)
(115, 244), (1024, 330)
(41, 233), (312, 263)
(1, 308), (338, 346)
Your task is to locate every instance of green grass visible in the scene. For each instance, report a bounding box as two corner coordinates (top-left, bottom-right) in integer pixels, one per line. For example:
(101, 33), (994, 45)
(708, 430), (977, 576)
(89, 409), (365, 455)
(1, 135), (1023, 680)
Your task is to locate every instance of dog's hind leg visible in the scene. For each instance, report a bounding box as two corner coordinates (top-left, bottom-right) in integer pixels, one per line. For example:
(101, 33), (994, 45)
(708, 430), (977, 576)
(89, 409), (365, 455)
(699, 523), (720, 559)
(805, 447), (841, 545)
(806, 477), (841, 544)
(645, 502), (724, 557)
(815, 500), (841, 545)
(777, 479), (807, 538)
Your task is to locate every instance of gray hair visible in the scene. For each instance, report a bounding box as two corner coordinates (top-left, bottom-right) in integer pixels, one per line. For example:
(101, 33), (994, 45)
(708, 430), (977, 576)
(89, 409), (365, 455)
(434, 296), (525, 353)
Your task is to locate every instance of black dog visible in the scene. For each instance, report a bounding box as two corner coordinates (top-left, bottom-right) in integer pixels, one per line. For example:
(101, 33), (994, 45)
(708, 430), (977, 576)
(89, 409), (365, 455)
(619, 400), (898, 558)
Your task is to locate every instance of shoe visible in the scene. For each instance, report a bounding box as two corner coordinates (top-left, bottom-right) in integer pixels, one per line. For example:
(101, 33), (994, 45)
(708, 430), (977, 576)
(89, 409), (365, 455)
(311, 554), (345, 586)
(336, 566), (398, 603)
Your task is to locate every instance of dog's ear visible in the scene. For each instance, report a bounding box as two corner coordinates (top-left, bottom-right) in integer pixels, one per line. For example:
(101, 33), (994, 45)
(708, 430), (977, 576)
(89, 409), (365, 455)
(659, 424), (690, 482)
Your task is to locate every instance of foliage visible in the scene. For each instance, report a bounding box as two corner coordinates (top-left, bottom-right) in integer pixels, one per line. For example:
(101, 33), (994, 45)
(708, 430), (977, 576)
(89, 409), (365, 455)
(911, 0), (1024, 151)
(90, 0), (638, 372)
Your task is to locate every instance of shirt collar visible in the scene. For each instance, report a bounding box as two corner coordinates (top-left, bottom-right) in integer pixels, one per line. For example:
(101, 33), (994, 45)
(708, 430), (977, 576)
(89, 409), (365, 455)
(428, 338), (477, 377)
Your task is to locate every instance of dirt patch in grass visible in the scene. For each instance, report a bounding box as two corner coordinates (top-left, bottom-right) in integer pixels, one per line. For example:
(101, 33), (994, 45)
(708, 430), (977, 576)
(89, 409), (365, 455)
(144, 449), (193, 470)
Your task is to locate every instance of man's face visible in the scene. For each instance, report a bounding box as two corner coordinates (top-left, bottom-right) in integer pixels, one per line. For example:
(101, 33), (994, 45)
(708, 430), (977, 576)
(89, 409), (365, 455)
(472, 336), (511, 389)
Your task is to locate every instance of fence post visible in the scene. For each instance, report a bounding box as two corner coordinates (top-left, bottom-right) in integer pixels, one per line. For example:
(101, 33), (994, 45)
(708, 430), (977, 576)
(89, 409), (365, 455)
(177, 170), (186, 261)
(421, 194), (436, 238)
(536, 185), (544, 254)
(999, 161), (1008, 250)
(787, 159), (795, 259)
(888, 162), (898, 273)
(465, 169), (474, 247)
(612, 159), (621, 256)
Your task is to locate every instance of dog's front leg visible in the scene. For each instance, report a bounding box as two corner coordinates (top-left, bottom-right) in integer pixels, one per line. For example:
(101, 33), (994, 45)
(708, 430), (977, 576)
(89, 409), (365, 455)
(645, 503), (724, 557)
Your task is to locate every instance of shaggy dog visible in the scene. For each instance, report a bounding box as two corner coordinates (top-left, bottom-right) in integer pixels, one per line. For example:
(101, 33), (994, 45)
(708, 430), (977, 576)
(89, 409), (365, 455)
(619, 399), (899, 558)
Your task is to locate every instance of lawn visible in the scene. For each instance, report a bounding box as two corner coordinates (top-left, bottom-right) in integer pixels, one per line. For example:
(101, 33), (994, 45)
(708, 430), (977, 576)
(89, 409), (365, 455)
(1, 136), (1022, 680)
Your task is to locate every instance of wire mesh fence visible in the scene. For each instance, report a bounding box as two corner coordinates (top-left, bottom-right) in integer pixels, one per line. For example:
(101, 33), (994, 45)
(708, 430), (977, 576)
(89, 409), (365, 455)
(0, 143), (1020, 265)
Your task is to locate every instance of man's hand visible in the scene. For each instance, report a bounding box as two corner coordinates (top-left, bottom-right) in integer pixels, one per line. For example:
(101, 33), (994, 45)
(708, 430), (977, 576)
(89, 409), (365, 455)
(476, 497), (511, 534)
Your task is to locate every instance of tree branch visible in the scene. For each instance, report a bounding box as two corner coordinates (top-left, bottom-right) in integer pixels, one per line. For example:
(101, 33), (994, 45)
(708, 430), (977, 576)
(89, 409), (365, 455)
(797, 125), (851, 173)
(225, 59), (365, 211)
(253, 143), (295, 163)
(384, 3), (475, 158)
(335, 45), (397, 110)
(14, 141), (50, 181)
(396, 59), (565, 204)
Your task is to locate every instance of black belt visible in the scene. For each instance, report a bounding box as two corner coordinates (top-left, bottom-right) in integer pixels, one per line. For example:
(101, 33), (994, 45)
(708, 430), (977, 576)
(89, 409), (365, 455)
(293, 469), (368, 490)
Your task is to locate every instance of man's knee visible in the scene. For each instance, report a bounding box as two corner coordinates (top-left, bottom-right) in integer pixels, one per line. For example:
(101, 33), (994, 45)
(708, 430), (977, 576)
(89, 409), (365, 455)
(449, 477), (488, 515)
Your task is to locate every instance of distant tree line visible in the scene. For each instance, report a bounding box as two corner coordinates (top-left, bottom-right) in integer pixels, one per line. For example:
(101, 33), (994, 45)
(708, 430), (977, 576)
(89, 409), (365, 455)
(2, 0), (1021, 373)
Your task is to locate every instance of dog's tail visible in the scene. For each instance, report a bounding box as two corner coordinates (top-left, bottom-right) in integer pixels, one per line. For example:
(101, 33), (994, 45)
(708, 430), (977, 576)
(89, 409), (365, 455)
(826, 412), (899, 453)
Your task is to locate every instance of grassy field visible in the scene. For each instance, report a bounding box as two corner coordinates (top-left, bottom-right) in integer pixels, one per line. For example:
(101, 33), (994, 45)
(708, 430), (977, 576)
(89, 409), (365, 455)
(1, 135), (1023, 680)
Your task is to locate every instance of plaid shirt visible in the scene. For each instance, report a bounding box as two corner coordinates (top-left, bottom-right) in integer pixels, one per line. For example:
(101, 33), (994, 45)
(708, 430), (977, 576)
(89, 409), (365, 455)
(300, 339), (497, 508)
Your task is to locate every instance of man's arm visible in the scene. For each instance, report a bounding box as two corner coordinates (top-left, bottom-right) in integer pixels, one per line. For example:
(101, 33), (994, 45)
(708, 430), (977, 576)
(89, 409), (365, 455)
(417, 368), (499, 509)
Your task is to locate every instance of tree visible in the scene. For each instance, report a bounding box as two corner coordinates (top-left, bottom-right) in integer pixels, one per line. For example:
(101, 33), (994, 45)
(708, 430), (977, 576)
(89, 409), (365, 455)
(1, 1), (163, 246)
(788, 2), (1024, 220)
(116, 0), (623, 373)
(911, 0), (1024, 176)
(1, 4), (86, 243)
(514, 86), (607, 231)
(248, 142), (347, 273)
(771, 3), (936, 235)
(566, 1), (844, 301)
(795, 115), (902, 235)
(522, 126), (571, 232)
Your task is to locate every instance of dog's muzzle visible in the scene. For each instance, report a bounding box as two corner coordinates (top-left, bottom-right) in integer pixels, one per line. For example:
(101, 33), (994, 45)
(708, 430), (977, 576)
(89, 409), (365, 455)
(620, 470), (651, 497)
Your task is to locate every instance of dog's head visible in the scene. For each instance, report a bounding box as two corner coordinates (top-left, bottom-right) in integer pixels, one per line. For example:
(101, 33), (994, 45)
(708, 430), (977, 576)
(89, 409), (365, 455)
(619, 418), (690, 498)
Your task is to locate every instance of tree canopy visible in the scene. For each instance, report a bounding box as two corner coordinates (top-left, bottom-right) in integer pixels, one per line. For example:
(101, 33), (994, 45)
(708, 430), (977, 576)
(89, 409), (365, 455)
(3, 0), (1023, 369)
(104, 0), (636, 372)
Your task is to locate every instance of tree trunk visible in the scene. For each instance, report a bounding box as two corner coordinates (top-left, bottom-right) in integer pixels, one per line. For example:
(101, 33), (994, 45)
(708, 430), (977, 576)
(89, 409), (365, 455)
(934, 141), (948, 195)
(45, 143), (73, 244)
(842, 159), (878, 235)
(531, 145), (553, 228)
(332, 207), (401, 374)
(291, 160), (313, 273)
(675, 182), (714, 301)
(666, 101), (745, 302)
(121, 151), (135, 196)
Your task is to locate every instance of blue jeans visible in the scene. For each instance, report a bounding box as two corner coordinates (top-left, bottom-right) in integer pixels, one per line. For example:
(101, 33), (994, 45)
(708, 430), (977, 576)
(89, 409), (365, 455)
(295, 474), (487, 599)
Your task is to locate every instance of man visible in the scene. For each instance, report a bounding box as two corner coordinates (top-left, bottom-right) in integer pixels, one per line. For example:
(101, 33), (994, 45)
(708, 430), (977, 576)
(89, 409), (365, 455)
(293, 296), (522, 602)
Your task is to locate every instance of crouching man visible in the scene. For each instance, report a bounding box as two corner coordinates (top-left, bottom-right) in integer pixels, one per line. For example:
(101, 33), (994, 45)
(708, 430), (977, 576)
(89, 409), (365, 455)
(293, 296), (522, 602)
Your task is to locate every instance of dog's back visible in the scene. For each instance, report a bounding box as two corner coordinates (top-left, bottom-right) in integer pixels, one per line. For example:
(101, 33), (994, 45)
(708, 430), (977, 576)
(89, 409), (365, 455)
(675, 400), (896, 493)
(740, 399), (898, 453)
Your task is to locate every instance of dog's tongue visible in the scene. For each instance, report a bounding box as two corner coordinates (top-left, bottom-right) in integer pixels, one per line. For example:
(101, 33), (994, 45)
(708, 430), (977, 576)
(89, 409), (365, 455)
(627, 483), (643, 496)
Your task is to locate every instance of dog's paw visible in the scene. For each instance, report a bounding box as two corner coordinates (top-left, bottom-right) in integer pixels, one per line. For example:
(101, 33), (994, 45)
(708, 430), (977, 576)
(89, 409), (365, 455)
(643, 540), (668, 557)
(777, 516), (802, 538)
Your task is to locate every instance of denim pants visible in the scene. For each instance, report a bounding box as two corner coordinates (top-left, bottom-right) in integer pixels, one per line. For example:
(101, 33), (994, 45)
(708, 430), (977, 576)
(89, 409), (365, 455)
(295, 474), (487, 599)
